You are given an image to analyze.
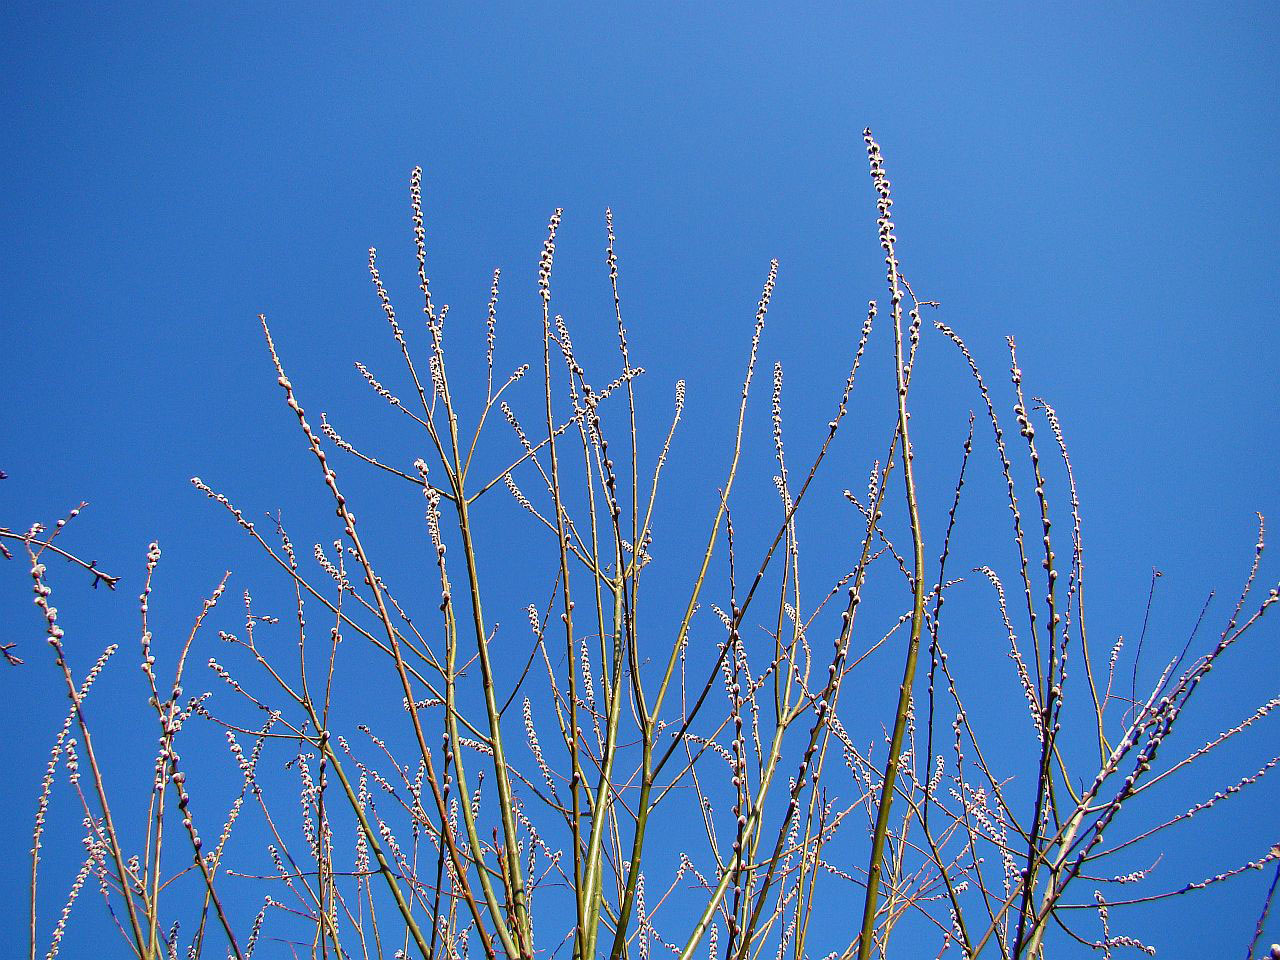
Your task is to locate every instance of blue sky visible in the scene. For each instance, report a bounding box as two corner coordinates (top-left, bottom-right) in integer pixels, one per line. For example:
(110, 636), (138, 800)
(2, 3), (1277, 957)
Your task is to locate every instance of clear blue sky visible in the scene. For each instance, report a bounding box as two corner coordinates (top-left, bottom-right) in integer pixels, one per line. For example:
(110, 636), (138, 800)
(2, 3), (1277, 957)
